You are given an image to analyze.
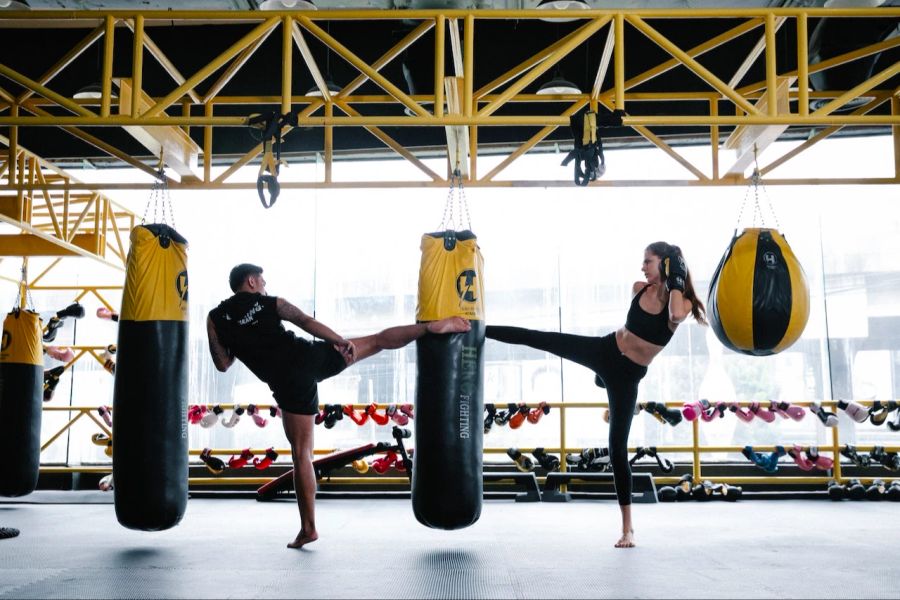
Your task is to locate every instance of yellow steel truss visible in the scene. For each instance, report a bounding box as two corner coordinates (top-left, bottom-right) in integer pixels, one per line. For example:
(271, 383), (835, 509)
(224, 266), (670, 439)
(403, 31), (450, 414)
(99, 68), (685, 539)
(0, 134), (136, 265)
(0, 7), (896, 193)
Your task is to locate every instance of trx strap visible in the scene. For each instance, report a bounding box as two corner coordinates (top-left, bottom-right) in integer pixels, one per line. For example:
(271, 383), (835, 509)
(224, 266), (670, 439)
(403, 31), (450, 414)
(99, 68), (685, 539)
(248, 111), (298, 209)
(561, 110), (624, 187)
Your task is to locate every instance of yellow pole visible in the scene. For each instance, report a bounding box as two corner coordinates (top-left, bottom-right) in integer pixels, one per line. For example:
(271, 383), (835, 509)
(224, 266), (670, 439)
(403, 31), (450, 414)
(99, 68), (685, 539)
(894, 96), (900, 180)
(325, 102), (333, 183)
(101, 15), (115, 118)
(181, 98), (191, 135)
(614, 13), (625, 111)
(131, 15), (144, 118)
(463, 14), (474, 119)
(434, 15), (445, 119)
(282, 15), (293, 115)
(691, 416), (701, 481)
(63, 178), (69, 240)
(204, 102), (213, 182)
(559, 404), (568, 473)
(765, 12), (777, 117)
(8, 103), (17, 185)
(710, 98), (719, 179)
(469, 123), (477, 179)
(796, 12), (808, 117)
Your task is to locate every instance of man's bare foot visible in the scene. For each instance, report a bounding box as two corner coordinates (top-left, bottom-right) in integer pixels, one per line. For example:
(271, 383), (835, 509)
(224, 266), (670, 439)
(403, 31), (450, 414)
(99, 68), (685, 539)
(287, 530), (318, 549)
(614, 530), (635, 548)
(427, 317), (471, 335)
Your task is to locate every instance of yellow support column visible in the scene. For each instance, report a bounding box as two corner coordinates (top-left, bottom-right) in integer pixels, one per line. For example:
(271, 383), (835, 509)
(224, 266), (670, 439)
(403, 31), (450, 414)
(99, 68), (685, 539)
(8, 103), (17, 186)
(765, 12), (778, 118)
(434, 15), (445, 119)
(691, 414), (701, 482)
(131, 15), (144, 118)
(282, 15), (292, 115)
(204, 102), (213, 182)
(796, 12), (808, 118)
(894, 96), (900, 179)
(101, 15), (115, 118)
(614, 13), (625, 112)
(325, 102), (333, 183)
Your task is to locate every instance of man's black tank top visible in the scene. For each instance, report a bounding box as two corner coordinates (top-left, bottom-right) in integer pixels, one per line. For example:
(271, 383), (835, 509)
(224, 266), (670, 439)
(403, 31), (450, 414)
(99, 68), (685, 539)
(624, 285), (674, 346)
(208, 292), (307, 388)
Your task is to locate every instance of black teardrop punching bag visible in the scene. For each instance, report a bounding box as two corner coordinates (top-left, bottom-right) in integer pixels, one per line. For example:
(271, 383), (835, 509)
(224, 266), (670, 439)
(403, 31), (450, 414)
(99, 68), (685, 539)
(413, 230), (485, 530)
(113, 224), (189, 531)
(0, 309), (44, 496)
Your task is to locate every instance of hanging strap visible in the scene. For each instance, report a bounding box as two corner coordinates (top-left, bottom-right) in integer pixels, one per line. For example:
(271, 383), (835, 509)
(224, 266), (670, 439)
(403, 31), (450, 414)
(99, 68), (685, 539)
(257, 139), (281, 209)
(249, 111), (298, 209)
(561, 110), (623, 186)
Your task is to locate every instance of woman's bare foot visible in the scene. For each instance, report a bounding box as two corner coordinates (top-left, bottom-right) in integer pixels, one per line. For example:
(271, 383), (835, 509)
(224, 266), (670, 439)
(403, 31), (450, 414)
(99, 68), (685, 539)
(614, 530), (635, 548)
(287, 530), (318, 549)
(427, 317), (471, 335)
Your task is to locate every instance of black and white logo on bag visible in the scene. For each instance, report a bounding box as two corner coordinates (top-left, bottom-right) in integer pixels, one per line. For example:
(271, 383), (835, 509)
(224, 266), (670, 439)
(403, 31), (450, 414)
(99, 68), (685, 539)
(456, 270), (478, 303)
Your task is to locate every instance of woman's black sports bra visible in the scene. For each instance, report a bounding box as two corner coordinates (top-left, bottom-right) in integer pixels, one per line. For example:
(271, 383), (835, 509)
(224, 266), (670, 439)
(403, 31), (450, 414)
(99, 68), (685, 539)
(624, 285), (674, 346)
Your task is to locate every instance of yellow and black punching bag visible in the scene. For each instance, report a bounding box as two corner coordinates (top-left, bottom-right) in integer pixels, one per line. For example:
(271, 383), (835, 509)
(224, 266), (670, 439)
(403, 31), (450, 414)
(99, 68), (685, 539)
(0, 309), (43, 496)
(708, 228), (809, 356)
(413, 229), (485, 530)
(113, 224), (189, 531)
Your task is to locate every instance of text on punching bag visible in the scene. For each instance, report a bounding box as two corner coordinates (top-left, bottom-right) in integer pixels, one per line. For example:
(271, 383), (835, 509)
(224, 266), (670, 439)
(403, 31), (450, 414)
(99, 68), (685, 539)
(459, 346), (478, 439)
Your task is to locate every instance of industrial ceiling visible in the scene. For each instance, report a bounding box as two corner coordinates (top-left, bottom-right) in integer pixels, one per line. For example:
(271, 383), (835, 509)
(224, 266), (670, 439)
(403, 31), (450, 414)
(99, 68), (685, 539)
(0, 1), (898, 189)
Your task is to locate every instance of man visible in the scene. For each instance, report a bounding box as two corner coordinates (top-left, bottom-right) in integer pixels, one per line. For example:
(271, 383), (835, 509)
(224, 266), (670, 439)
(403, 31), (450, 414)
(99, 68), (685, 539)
(207, 263), (469, 549)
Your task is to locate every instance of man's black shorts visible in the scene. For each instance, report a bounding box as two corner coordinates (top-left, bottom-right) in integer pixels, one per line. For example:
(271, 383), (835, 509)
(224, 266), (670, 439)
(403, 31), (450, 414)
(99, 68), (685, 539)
(271, 341), (347, 415)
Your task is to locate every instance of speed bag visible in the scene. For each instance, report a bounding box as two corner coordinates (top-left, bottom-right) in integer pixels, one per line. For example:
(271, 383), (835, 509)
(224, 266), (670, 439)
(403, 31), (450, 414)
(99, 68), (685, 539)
(413, 229), (485, 530)
(0, 309), (43, 497)
(113, 224), (189, 531)
(708, 228), (809, 356)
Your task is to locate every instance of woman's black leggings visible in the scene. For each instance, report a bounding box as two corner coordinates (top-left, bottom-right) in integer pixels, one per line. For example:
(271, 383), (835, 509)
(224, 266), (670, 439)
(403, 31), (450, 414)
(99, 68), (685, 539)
(485, 325), (648, 506)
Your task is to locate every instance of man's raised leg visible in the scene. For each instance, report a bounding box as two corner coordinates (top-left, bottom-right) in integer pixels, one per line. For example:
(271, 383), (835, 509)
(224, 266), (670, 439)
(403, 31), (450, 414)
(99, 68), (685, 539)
(348, 317), (470, 363)
(282, 412), (319, 549)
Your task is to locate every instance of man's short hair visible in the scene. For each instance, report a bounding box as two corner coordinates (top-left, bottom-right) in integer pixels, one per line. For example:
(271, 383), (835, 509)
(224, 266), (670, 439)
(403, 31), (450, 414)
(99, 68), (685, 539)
(229, 263), (263, 292)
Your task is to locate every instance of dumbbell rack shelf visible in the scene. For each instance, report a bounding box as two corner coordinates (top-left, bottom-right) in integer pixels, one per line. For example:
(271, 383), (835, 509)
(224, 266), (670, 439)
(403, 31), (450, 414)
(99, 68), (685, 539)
(38, 400), (900, 490)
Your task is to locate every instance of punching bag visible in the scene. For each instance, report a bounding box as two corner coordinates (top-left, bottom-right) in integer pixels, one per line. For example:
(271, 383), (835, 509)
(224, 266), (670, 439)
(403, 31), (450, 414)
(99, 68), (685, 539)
(0, 309), (43, 496)
(113, 224), (189, 531)
(708, 228), (809, 356)
(413, 229), (485, 530)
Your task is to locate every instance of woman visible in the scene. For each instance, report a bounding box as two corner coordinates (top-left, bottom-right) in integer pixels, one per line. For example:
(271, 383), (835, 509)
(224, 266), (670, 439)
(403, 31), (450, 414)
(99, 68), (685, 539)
(486, 242), (707, 548)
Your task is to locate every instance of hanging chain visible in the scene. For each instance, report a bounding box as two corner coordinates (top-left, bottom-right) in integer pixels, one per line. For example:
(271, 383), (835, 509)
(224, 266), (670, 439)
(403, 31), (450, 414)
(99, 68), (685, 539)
(754, 152), (781, 231)
(438, 168), (472, 232)
(734, 146), (780, 232)
(438, 171), (456, 231)
(141, 156), (176, 228)
(13, 260), (35, 311)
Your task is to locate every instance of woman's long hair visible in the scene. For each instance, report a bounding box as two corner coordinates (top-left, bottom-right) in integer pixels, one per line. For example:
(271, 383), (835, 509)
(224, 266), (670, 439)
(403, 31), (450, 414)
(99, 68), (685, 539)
(646, 241), (708, 326)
